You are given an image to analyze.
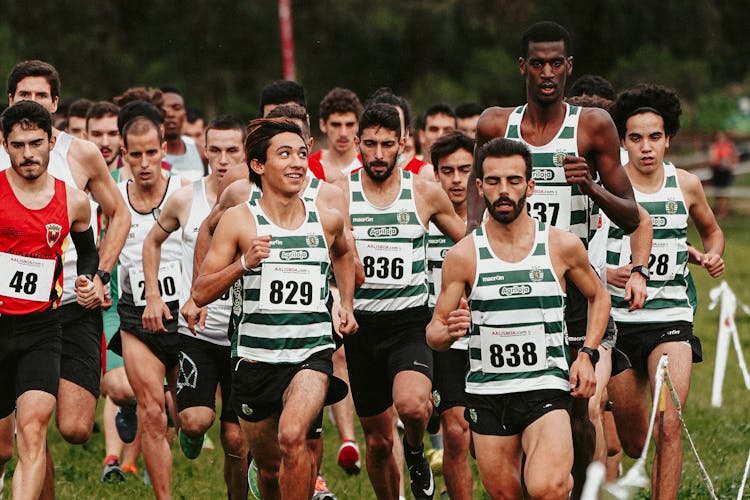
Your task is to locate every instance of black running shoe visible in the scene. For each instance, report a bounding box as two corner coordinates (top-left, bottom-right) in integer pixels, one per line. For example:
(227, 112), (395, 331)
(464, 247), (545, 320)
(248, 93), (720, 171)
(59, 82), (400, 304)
(115, 405), (137, 443)
(403, 436), (435, 500)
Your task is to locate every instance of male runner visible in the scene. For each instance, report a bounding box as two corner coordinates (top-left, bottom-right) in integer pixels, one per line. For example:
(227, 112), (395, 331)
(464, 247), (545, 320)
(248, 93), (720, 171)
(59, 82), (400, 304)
(258, 80), (306, 118)
(345, 103), (465, 500)
(142, 115), (248, 499)
(161, 87), (205, 180)
(5, 60), (131, 496)
(454, 102), (484, 140)
(84, 99), (140, 481)
(607, 84), (724, 499)
(428, 137), (610, 499)
(418, 104), (456, 164)
(193, 117), (356, 499)
(183, 108), (207, 167)
(65, 98), (92, 139)
(465, 22), (641, 494)
(426, 131), (475, 500)
(0, 100), (99, 499)
(309, 87), (363, 179)
(114, 116), (190, 499)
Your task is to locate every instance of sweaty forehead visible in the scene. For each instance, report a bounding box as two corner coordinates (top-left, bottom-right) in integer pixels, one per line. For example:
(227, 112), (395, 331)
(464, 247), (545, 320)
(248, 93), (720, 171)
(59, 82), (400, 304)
(163, 92), (184, 106)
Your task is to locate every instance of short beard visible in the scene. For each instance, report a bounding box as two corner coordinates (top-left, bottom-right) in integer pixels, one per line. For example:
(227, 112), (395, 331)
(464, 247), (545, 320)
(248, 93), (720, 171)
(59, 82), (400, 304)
(363, 157), (397, 181)
(485, 194), (526, 224)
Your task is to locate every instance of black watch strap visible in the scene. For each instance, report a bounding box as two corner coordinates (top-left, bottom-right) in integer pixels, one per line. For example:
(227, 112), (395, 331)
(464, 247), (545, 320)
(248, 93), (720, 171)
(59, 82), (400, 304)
(630, 265), (649, 279)
(96, 269), (111, 285)
(579, 346), (599, 366)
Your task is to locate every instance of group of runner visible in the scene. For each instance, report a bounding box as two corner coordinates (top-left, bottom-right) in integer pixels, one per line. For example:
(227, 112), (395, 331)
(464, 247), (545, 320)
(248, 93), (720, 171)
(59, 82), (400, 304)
(0, 19), (725, 500)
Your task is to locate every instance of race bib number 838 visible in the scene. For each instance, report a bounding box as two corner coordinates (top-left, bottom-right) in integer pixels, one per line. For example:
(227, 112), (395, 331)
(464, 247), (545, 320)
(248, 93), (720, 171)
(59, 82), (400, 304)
(479, 324), (547, 374)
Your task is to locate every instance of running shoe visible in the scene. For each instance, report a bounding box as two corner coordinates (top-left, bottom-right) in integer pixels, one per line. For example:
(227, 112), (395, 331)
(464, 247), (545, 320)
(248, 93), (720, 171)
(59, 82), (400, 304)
(404, 436), (435, 500)
(312, 474), (337, 500)
(100, 456), (126, 483)
(336, 440), (361, 475)
(179, 429), (203, 459)
(115, 405), (137, 443)
(247, 458), (261, 499)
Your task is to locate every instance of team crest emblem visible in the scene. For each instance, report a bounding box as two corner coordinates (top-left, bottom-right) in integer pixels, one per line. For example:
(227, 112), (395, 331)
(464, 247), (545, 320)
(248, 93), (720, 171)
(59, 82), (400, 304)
(665, 199), (678, 215)
(306, 234), (319, 247)
(45, 223), (62, 247)
(241, 404), (254, 416)
(432, 390), (441, 408)
(552, 149), (567, 168)
(397, 209), (410, 225)
(529, 267), (544, 282)
(468, 408), (477, 423)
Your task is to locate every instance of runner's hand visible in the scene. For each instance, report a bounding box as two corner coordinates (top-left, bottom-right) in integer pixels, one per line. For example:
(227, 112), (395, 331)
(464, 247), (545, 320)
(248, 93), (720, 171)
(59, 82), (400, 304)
(563, 155), (595, 193)
(448, 298), (471, 340)
(243, 235), (271, 269)
(142, 296), (171, 333)
(700, 252), (724, 278)
(569, 354), (596, 398)
(180, 296), (207, 335)
(338, 307), (358, 336)
(75, 275), (100, 309)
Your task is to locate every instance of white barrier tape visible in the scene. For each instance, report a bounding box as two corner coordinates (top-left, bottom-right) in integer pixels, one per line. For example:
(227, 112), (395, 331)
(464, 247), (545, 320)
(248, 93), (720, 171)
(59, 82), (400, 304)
(663, 365), (719, 499)
(709, 281), (750, 407)
(738, 449), (750, 500)
(580, 462), (605, 500)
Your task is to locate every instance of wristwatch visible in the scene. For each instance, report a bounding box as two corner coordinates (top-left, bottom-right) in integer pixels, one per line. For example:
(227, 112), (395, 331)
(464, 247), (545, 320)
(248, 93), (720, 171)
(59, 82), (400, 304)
(579, 346), (599, 366)
(630, 265), (650, 280)
(96, 269), (111, 285)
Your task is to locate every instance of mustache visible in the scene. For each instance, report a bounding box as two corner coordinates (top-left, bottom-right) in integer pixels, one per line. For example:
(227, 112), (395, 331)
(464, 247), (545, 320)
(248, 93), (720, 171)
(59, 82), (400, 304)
(368, 161), (389, 168)
(493, 195), (515, 208)
(21, 160), (39, 166)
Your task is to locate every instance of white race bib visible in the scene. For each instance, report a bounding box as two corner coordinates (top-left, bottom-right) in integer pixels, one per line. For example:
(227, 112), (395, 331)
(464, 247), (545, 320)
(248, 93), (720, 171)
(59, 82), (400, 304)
(129, 260), (181, 307)
(619, 237), (678, 281)
(479, 324), (547, 374)
(0, 252), (56, 302)
(214, 288), (233, 308)
(356, 240), (412, 286)
(527, 186), (571, 231)
(259, 263), (322, 312)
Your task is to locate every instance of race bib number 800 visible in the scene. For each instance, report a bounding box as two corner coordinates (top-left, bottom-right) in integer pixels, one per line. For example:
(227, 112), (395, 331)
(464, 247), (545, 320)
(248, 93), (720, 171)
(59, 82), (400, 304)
(0, 253), (55, 302)
(479, 324), (547, 374)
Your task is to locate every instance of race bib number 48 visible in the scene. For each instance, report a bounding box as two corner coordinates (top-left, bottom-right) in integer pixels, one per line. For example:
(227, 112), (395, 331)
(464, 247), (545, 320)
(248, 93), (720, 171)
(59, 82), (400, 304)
(479, 324), (547, 374)
(0, 252), (55, 302)
(129, 261), (181, 307)
(356, 240), (412, 286)
(259, 263), (322, 312)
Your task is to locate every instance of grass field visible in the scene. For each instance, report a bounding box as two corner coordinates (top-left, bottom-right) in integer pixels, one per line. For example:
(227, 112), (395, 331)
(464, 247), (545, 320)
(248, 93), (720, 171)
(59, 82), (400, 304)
(2, 214), (749, 499)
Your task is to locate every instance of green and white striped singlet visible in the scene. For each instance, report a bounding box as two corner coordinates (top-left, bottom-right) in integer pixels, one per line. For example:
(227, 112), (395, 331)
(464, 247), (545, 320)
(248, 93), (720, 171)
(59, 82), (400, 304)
(349, 169), (428, 313)
(505, 104), (598, 247)
(235, 198), (333, 363)
(466, 220), (570, 395)
(606, 162), (692, 325)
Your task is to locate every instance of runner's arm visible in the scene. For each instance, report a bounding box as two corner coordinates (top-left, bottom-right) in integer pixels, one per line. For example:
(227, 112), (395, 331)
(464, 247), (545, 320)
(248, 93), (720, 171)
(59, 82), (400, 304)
(427, 239), (474, 351)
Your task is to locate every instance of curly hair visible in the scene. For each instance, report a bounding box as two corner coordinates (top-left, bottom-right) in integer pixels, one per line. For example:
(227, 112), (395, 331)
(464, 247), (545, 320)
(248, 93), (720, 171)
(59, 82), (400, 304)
(610, 84), (681, 139)
(319, 87), (363, 122)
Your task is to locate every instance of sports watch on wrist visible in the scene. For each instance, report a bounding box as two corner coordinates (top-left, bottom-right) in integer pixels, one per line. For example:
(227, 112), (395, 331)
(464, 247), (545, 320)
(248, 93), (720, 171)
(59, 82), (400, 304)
(96, 269), (111, 285)
(630, 265), (649, 279)
(579, 346), (599, 366)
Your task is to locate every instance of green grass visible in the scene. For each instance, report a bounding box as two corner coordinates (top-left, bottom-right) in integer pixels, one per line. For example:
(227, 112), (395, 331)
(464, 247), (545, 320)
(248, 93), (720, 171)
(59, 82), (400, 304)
(2, 216), (750, 499)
